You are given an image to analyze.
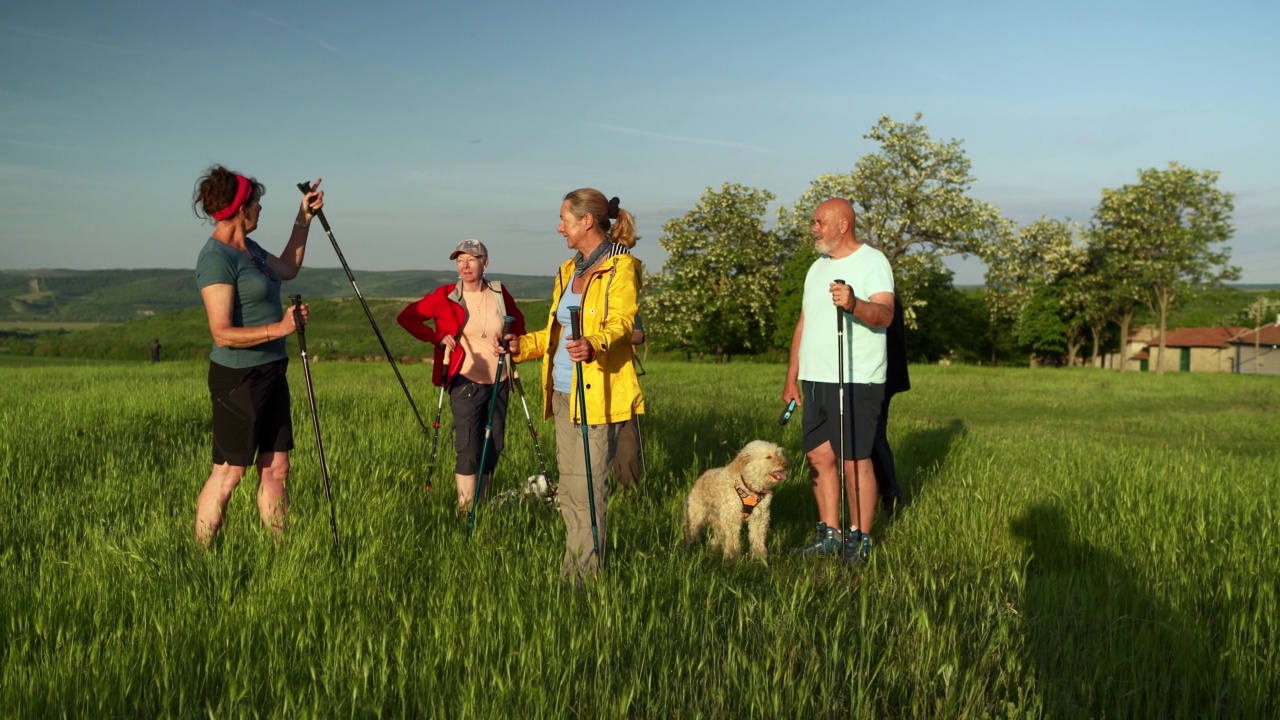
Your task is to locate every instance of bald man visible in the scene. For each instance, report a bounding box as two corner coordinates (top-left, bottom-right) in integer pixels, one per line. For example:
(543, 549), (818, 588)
(782, 198), (895, 564)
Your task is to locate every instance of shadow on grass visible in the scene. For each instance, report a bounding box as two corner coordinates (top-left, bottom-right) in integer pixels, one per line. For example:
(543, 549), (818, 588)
(767, 416), (967, 543)
(1011, 503), (1257, 718)
(884, 417), (966, 515)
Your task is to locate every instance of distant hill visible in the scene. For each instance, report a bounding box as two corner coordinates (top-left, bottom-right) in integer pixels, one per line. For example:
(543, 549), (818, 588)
(0, 268), (556, 324)
(0, 296), (555, 362)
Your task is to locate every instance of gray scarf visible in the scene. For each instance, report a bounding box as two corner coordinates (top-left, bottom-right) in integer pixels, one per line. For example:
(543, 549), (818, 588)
(573, 242), (611, 277)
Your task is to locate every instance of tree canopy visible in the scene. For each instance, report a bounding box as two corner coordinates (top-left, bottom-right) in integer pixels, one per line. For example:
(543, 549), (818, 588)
(777, 113), (1013, 327)
(1091, 163), (1238, 373)
(644, 183), (785, 362)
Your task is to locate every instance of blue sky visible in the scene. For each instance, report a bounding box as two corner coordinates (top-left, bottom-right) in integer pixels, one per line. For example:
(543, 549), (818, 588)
(2, 0), (1277, 284)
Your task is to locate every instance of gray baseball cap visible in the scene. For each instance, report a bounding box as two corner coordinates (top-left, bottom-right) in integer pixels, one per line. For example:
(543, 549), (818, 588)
(449, 239), (488, 259)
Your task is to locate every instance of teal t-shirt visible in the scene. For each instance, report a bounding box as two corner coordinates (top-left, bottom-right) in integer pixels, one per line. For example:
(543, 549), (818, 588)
(195, 237), (287, 368)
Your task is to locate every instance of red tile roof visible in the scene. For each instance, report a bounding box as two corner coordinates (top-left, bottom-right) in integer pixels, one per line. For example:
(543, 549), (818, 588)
(1230, 324), (1280, 346)
(1145, 327), (1246, 349)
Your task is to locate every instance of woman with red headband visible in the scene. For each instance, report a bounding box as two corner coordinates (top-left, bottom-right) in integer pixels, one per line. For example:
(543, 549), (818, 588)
(191, 164), (324, 546)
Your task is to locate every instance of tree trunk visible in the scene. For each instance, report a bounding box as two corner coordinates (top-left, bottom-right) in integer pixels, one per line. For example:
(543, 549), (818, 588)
(1156, 293), (1170, 376)
(1067, 338), (1085, 364)
(1116, 310), (1134, 373)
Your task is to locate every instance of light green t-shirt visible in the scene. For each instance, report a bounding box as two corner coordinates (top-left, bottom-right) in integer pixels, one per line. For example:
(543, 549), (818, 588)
(195, 237), (287, 368)
(798, 245), (894, 384)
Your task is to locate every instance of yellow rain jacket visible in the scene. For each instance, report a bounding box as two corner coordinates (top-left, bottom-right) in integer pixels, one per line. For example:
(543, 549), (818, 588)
(515, 252), (645, 425)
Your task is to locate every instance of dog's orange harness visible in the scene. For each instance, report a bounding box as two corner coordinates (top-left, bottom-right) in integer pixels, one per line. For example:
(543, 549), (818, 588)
(736, 476), (770, 519)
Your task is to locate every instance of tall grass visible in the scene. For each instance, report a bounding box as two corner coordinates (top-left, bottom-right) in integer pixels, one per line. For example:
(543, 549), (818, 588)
(1, 360), (1277, 717)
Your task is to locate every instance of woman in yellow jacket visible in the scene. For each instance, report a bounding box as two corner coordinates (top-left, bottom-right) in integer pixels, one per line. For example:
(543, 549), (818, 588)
(500, 188), (644, 583)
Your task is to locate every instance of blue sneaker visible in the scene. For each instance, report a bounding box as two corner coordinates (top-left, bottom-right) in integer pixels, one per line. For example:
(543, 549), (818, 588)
(841, 529), (872, 565)
(796, 523), (842, 556)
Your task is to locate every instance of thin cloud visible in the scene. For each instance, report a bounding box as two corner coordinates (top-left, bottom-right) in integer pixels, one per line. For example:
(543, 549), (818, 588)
(250, 12), (338, 54)
(0, 21), (133, 54)
(3, 138), (83, 153)
(594, 123), (781, 157)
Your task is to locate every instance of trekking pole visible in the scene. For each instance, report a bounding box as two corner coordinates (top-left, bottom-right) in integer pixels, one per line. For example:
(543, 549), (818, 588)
(511, 365), (553, 488)
(290, 294), (340, 554)
(426, 345), (454, 490)
(834, 280), (851, 559)
(834, 280), (862, 560)
(467, 315), (515, 538)
(631, 350), (647, 479)
(295, 181), (431, 454)
(568, 306), (601, 561)
(634, 412), (647, 480)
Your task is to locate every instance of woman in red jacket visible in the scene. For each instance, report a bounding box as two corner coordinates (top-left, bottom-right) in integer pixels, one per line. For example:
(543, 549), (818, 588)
(398, 239), (525, 512)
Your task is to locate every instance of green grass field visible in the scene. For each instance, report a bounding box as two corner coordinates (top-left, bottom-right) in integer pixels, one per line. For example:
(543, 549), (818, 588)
(1, 360), (1277, 717)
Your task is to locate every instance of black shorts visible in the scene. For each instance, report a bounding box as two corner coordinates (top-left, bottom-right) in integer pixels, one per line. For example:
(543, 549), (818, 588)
(801, 380), (883, 460)
(208, 359), (293, 467)
(449, 379), (510, 475)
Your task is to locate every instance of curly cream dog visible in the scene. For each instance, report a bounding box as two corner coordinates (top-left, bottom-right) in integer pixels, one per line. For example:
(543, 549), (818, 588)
(682, 440), (789, 561)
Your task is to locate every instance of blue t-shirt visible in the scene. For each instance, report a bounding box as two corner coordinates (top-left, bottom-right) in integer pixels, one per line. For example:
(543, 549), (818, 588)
(195, 237), (287, 368)
(552, 285), (584, 393)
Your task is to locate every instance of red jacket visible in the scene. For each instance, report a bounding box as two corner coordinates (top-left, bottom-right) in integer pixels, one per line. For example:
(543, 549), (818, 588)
(397, 280), (526, 387)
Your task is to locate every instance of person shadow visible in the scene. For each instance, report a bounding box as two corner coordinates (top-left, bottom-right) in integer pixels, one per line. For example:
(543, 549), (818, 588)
(1011, 503), (1258, 717)
(878, 417), (965, 520)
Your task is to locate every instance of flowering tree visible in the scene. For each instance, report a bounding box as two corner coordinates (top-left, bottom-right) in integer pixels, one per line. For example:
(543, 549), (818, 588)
(645, 183), (785, 362)
(1091, 163), (1239, 374)
(776, 113), (1014, 331)
(982, 217), (1088, 364)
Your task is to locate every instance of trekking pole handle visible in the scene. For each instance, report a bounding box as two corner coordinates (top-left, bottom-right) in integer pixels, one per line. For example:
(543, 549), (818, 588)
(500, 315), (515, 338)
(833, 279), (854, 314)
(289, 294), (305, 338)
(568, 306), (583, 341)
(296, 181), (331, 232)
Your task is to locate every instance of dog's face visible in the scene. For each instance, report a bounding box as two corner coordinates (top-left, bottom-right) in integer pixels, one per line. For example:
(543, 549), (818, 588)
(735, 440), (789, 492)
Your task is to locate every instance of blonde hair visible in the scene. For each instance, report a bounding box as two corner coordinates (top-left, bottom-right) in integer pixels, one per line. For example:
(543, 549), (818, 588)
(563, 188), (639, 247)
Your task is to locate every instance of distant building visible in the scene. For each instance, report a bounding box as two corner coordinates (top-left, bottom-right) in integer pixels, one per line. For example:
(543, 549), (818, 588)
(1140, 327), (1246, 373)
(1229, 319), (1280, 376)
(1093, 325), (1272, 373)
(1095, 325), (1156, 371)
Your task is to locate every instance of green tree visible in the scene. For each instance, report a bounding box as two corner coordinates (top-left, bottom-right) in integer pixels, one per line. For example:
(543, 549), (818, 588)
(776, 113), (1015, 328)
(1067, 247), (1122, 365)
(906, 266), (992, 364)
(981, 217), (1087, 365)
(771, 242), (820, 351)
(1017, 284), (1069, 362)
(1091, 163), (1239, 375)
(645, 183), (784, 362)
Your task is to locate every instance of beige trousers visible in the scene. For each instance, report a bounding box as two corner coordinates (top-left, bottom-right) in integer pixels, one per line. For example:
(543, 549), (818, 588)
(552, 392), (615, 581)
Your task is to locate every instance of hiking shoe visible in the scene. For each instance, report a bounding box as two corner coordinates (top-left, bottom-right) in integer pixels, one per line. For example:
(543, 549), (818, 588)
(795, 523), (842, 556)
(841, 530), (873, 565)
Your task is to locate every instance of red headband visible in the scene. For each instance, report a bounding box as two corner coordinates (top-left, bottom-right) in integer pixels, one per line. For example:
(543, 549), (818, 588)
(211, 174), (252, 221)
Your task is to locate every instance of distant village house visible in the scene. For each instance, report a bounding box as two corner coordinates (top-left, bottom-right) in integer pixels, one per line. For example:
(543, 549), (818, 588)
(1096, 319), (1280, 375)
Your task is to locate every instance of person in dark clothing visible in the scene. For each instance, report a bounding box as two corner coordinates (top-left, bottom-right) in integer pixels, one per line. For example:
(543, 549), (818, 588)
(872, 295), (909, 509)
